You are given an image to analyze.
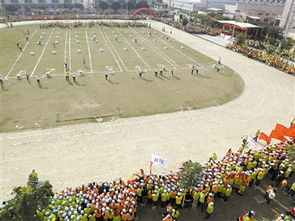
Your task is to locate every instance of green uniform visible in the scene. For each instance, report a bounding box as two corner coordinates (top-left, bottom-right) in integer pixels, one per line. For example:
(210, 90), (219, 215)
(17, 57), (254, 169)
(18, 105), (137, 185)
(225, 187), (232, 197)
(171, 209), (180, 218)
(207, 204), (214, 214)
(152, 192), (159, 202)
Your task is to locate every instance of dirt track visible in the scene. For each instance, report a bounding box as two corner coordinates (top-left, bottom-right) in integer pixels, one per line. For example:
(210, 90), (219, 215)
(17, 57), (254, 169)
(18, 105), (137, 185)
(0, 20), (294, 201)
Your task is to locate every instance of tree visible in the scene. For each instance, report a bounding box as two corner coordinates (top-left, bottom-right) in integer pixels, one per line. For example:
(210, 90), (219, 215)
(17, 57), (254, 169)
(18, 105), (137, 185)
(263, 25), (283, 45)
(181, 17), (188, 27)
(99, 2), (108, 11)
(111, 2), (121, 11)
(135, 1), (149, 9)
(235, 33), (246, 46)
(179, 160), (202, 206)
(180, 160), (203, 190)
(0, 171), (53, 221)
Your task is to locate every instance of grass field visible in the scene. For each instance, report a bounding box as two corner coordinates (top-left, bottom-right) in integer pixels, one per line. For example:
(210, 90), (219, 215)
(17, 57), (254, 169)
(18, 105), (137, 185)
(0, 23), (244, 132)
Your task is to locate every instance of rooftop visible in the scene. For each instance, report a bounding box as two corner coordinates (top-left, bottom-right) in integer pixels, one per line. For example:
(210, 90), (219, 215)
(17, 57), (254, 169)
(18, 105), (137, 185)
(218, 20), (259, 28)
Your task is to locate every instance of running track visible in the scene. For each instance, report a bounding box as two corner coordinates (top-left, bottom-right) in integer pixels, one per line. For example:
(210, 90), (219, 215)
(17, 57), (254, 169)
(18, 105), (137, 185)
(0, 20), (294, 201)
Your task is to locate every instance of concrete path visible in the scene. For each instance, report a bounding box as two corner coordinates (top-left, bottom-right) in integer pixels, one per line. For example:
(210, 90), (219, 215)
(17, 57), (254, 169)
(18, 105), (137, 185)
(0, 20), (294, 202)
(196, 33), (232, 47)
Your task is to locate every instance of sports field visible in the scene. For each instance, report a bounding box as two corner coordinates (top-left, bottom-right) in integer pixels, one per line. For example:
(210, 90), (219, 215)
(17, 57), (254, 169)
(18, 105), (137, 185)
(0, 22), (244, 132)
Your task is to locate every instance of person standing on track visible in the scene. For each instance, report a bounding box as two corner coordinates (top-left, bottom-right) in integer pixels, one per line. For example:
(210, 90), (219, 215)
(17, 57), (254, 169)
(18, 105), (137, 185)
(191, 65), (195, 74)
(83, 57), (86, 67)
(104, 69), (109, 80)
(0, 75), (4, 88)
(64, 70), (70, 81)
(64, 58), (68, 70)
(16, 40), (22, 52)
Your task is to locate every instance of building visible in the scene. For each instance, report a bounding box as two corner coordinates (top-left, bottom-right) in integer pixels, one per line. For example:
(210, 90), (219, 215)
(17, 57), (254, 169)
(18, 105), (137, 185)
(1, 0), (84, 13)
(279, 0), (295, 38)
(163, 0), (238, 12)
(85, 0), (152, 13)
(0, 0), (151, 13)
(218, 20), (261, 39)
(225, 2), (285, 24)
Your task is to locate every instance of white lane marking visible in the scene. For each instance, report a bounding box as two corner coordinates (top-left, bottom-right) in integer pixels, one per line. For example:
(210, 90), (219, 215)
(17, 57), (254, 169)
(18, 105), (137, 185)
(5, 28), (38, 79)
(68, 29), (72, 71)
(102, 28), (128, 71)
(85, 29), (93, 73)
(64, 29), (68, 62)
(131, 28), (179, 67)
(117, 29), (151, 69)
(99, 28), (122, 72)
(152, 30), (200, 65)
(30, 30), (54, 77)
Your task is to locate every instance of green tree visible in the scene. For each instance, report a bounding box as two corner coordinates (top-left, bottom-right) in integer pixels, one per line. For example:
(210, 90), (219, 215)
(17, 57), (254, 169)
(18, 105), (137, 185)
(235, 33), (246, 46)
(265, 33), (276, 45)
(99, 2), (108, 11)
(181, 17), (188, 26)
(0, 171), (53, 221)
(112, 2), (121, 11)
(135, 1), (149, 9)
(179, 160), (202, 205)
(180, 160), (203, 190)
(263, 25), (283, 45)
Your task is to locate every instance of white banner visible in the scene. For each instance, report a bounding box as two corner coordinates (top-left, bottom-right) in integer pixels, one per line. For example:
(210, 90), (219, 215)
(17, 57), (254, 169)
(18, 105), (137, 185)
(151, 155), (168, 168)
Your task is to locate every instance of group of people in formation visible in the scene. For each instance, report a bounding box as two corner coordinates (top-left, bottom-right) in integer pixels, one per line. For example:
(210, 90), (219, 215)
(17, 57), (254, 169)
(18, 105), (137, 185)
(9, 22), (225, 88)
(34, 124), (295, 221)
(39, 21), (150, 29)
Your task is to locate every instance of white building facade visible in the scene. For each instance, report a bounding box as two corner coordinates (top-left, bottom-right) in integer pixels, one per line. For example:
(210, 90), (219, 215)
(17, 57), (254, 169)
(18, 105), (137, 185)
(1, 0), (84, 12)
(279, 0), (295, 38)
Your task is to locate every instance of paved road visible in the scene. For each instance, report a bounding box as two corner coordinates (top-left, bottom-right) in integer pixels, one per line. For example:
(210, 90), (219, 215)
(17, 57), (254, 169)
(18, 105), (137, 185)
(0, 20), (294, 202)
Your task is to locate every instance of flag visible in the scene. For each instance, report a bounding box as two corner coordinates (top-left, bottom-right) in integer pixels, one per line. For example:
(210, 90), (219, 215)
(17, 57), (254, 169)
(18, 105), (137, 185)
(269, 130), (287, 142)
(275, 123), (288, 136)
(285, 127), (295, 138)
(259, 132), (270, 144)
(151, 155), (168, 168)
(149, 161), (153, 174)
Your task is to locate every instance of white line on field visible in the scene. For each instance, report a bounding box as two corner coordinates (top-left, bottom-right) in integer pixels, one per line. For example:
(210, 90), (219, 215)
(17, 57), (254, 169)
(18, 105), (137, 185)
(131, 28), (179, 68)
(64, 29), (68, 62)
(30, 30), (54, 77)
(116, 29), (151, 70)
(152, 31), (200, 65)
(68, 29), (72, 71)
(85, 30), (93, 73)
(102, 29), (128, 71)
(99, 28), (122, 72)
(5, 28), (38, 79)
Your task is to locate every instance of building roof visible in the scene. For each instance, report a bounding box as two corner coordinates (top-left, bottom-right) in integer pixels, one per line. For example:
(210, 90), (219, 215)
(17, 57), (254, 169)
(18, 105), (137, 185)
(207, 7), (224, 11)
(217, 20), (259, 28)
(247, 15), (261, 20)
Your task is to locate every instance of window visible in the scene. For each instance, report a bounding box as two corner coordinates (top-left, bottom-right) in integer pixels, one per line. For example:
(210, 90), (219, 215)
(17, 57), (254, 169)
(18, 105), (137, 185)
(10, 0), (18, 3)
(64, 0), (71, 3)
(38, 0), (45, 3)
(52, 0), (59, 3)
(25, 0), (32, 3)
(1, 0), (4, 3)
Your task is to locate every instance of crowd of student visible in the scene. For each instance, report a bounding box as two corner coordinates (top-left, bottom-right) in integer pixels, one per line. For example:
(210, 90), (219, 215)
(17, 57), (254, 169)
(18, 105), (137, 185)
(39, 21), (150, 29)
(36, 127), (294, 221)
(226, 44), (295, 75)
(5, 15), (145, 22)
(245, 40), (295, 62)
